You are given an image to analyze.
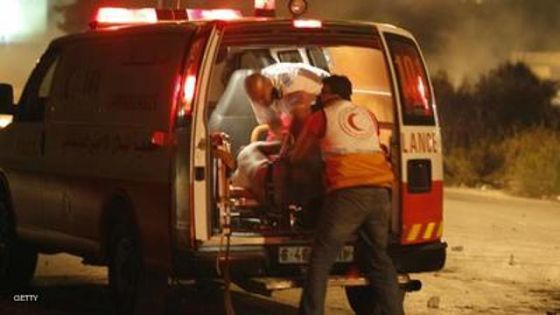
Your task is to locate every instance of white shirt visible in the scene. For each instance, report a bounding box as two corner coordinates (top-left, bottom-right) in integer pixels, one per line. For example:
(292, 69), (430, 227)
(251, 63), (329, 125)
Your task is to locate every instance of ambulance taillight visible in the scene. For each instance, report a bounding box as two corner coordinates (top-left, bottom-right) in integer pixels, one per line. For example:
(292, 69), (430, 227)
(176, 36), (207, 118)
(175, 74), (197, 119)
(183, 75), (197, 106)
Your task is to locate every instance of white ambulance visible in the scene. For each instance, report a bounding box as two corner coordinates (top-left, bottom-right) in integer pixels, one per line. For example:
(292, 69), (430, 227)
(0, 3), (446, 314)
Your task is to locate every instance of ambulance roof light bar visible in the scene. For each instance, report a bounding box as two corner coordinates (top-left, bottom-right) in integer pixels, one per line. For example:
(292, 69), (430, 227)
(95, 7), (158, 25)
(91, 7), (242, 29)
(186, 9), (242, 21)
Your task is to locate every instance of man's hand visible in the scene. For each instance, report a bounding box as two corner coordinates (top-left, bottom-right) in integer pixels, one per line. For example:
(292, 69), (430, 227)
(267, 116), (284, 140)
(284, 91), (316, 121)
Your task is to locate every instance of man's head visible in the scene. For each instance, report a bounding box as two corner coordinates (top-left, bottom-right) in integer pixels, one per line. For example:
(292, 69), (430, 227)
(319, 75), (352, 105)
(245, 73), (277, 107)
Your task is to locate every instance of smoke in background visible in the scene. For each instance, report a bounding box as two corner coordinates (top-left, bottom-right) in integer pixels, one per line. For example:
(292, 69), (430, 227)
(310, 0), (560, 84)
(119, 0), (560, 84)
(0, 0), (73, 99)
(3, 0), (560, 95)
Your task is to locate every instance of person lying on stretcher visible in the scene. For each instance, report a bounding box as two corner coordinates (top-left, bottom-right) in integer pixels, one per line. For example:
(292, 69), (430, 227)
(231, 63), (328, 209)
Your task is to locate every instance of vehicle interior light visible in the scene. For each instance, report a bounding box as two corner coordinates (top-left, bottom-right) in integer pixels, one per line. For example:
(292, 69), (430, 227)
(293, 19), (322, 28)
(0, 115), (12, 128)
(186, 9), (242, 21)
(95, 7), (158, 25)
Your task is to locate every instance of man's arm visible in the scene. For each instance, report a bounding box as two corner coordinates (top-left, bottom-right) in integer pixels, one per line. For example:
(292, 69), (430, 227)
(288, 126), (319, 165)
(288, 111), (324, 164)
(251, 101), (284, 139)
(282, 91), (316, 121)
(267, 115), (284, 139)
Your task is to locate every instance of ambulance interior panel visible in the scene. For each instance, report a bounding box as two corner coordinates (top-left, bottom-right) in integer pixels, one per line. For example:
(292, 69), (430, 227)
(206, 44), (395, 236)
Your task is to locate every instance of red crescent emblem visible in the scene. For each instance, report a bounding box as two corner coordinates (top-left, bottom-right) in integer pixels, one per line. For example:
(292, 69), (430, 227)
(338, 107), (374, 138)
(347, 113), (363, 132)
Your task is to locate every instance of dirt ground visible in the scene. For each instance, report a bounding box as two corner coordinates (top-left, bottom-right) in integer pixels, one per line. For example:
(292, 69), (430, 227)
(1, 187), (559, 314)
(274, 188), (560, 315)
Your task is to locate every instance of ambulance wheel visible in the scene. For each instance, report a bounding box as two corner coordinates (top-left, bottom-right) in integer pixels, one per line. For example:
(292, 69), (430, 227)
(108, 221), (142, 315)
(345, 285), (405, 315)
(0, 200), (38, 294)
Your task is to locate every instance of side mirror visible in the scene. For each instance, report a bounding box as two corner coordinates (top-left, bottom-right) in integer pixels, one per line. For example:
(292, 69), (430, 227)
(0, 83), (14, 115)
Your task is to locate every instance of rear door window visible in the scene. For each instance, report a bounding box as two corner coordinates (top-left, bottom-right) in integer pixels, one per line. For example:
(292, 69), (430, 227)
(385, 33), (435, 125)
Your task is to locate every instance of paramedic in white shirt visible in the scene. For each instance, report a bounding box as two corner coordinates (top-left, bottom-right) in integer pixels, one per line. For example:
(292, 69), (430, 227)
(231, 63), (328, 201)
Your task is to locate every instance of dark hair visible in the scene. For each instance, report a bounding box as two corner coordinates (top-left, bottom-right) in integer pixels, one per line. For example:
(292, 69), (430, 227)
(322, 75), (352, 101)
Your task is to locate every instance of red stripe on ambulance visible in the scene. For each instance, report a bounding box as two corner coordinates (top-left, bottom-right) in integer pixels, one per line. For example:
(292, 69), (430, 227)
(400, 180), (443, 244)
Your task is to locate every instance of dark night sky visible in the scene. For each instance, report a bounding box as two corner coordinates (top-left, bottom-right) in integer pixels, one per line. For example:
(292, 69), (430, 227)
(3, 0), (560, 93)
(181, 0), (560, 81)
(311, 0), (560, 81)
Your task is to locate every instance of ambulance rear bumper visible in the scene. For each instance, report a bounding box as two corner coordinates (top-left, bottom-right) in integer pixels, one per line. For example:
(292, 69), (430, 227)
(389, 241), (447, 273)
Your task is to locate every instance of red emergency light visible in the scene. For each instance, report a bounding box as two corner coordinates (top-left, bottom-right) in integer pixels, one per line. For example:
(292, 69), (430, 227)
(95, 7), (158, 25)
(186, 9), (242, 21)
(92, 7), (242, 28)
(254, 0), (276, 17)
(293, 19), (322, 28)
(255, 0), (275, 10)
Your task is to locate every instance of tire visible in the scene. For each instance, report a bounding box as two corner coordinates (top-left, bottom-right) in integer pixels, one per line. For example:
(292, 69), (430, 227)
(108, 222), (143, 315)
(0, 200), (38, 294)
(345, 285), (405, 315)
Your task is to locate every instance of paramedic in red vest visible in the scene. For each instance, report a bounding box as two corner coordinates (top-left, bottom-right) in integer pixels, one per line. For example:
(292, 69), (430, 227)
(290, 75), (404, 315)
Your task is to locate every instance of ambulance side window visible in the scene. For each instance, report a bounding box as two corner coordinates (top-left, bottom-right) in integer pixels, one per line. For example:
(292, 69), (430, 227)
(17, 48), (60, 122)
(306, 47), (329, 72)
(277, 50), (303, 63)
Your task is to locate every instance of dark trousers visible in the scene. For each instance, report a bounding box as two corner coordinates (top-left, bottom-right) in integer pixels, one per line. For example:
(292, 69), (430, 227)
(299, 187), (404, 315)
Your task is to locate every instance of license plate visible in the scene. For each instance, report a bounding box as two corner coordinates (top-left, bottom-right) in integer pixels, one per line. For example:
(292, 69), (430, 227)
(278, 246), (354, 264)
